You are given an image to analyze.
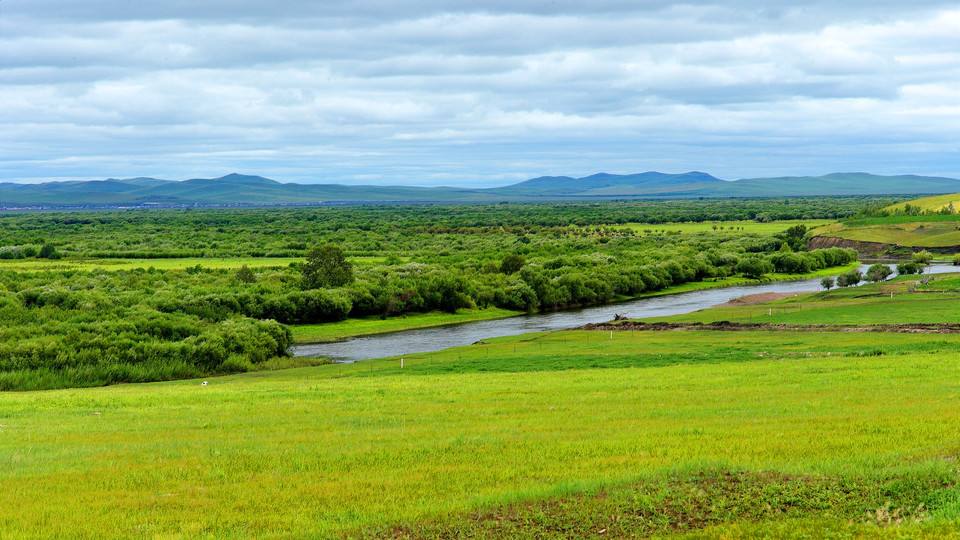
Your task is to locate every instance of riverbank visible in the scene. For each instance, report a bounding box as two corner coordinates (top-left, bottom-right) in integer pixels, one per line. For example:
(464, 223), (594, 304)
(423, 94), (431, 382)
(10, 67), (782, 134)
(291, 262), (878, 361)
(290, 262), (862, 345)
(629, 262), (860, 300)
(291, 307), (521, 344)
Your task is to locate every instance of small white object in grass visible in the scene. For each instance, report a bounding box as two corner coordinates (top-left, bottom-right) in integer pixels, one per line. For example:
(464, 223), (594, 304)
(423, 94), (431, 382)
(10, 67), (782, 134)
(400, 358), (404, 369)
(201, 381), (208, 386)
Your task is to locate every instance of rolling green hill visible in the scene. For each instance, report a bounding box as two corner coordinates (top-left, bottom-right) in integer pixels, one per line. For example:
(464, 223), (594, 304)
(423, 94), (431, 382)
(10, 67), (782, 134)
(812, 216), (960, 249)
(810, 191), (960, 251)
(884, 192), (960, 214)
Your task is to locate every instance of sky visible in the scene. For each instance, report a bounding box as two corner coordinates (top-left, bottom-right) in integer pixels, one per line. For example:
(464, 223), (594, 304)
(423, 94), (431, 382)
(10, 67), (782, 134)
(2, 1), (960, 186)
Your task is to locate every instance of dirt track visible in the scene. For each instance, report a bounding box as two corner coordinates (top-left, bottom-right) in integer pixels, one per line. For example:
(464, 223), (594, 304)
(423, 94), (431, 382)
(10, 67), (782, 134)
(582, 321), (960, 334)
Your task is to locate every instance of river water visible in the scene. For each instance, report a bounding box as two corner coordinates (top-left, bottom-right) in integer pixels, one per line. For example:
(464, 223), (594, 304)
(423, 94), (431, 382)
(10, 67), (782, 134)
(292, 264), (956, 362)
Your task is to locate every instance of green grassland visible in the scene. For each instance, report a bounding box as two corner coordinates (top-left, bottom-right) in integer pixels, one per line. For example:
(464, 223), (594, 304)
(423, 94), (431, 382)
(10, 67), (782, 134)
(654, 273), (960, 325)
(885, 193), (960, 213)
(623, 219), (833, 235)
(813, 219), (960, 248)
(4, 328), (960, 537)
(811, 195), (960, 248)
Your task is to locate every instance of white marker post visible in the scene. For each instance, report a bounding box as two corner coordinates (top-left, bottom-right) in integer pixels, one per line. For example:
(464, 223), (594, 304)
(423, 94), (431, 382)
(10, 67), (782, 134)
(400, 358), (404, 369)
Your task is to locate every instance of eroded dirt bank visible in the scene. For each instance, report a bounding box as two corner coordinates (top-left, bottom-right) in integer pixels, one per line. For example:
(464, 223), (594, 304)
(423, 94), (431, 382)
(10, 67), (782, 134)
(807, 236), (894, 256)
(808, 235), (960, 256)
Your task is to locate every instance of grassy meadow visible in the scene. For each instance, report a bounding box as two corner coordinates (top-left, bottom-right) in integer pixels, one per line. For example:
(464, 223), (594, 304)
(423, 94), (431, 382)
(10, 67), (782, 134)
(4, 329), (960, 537)
(884, 193), (960, 214)
(623, 219), (833, 235)
(813, 219), (960, 248)
(653, 273), (960, 325)
(811, 196), (960, 249)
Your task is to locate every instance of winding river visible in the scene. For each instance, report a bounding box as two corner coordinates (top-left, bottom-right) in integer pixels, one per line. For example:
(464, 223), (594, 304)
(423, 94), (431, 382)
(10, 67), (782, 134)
(292, 264), (956, 362)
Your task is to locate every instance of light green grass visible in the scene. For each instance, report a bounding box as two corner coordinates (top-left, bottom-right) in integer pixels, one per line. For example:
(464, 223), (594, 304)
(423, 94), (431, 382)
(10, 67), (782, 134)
(621, 219), (833, 235)
(885, 193), (960, 213)
(291, 307), (522, 343)
(824, 222), (960, 247)
(3, 328), (960, 537)
(813, 214), (960, 248)
(653, 273), (960, 325)
(0, 256), (394, 272)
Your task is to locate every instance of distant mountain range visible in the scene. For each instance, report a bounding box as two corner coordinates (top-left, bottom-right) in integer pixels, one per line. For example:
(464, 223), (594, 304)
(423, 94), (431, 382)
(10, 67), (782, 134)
(2, 171), (959, 207)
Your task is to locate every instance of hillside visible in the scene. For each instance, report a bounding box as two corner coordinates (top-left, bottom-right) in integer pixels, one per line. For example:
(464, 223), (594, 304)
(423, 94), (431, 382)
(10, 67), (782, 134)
(721, 172), (960, 197)
(3, 171), (960, 207)
(809, 191), (960, 254)
(811, 216), (960, 253)
(492, 171), (724, 197)
(883, 192), (960, 214)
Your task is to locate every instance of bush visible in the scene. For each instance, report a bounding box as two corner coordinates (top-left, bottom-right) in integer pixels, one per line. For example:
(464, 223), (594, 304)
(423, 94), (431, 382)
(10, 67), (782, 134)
(500, 254), (525, 275)
(235, 265), (256, 283)
(865, 264), (893, 283)
(912, 250), (934, 265)
(736, 257), (774, 279)
(897, 262), (924, 275)
(836, 270), (863, 287)
(301, 245), (354, 289)
(38, 243), (61, 259)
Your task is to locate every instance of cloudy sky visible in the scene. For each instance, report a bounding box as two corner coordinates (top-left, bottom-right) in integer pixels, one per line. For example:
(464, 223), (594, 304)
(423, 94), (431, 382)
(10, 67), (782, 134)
(2, 1), (960, 186)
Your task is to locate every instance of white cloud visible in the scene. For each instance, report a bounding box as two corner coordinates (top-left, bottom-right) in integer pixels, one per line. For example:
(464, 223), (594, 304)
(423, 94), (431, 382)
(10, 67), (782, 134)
(1, 2), (959, 183)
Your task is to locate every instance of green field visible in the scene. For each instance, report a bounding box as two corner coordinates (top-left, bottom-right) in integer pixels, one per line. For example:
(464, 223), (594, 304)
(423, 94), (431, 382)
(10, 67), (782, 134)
(622, 219), (833, 235)
(654, 273), (960, 325)
(291, 307), (521, 343)
(4, 329), (960, 537)
(885, 193), (960, 213)
(813, 219), (960, 248)
(812, 196), (960, 248)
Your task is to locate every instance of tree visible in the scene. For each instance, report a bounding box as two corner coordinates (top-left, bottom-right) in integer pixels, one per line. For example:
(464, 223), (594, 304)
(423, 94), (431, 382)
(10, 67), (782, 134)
(500, 254), (525, 275)
(836, 270), (862, 288)
(235, 265), (256, 284)
(777, 224), (808, 252)
(38, 243), (60, 259)
(300, 245), (354, 289)
(897, 262), (919, 275)
(820, 276), (835, 290)
(865, 263), (893, 283)
(735, 257), (774, 279)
